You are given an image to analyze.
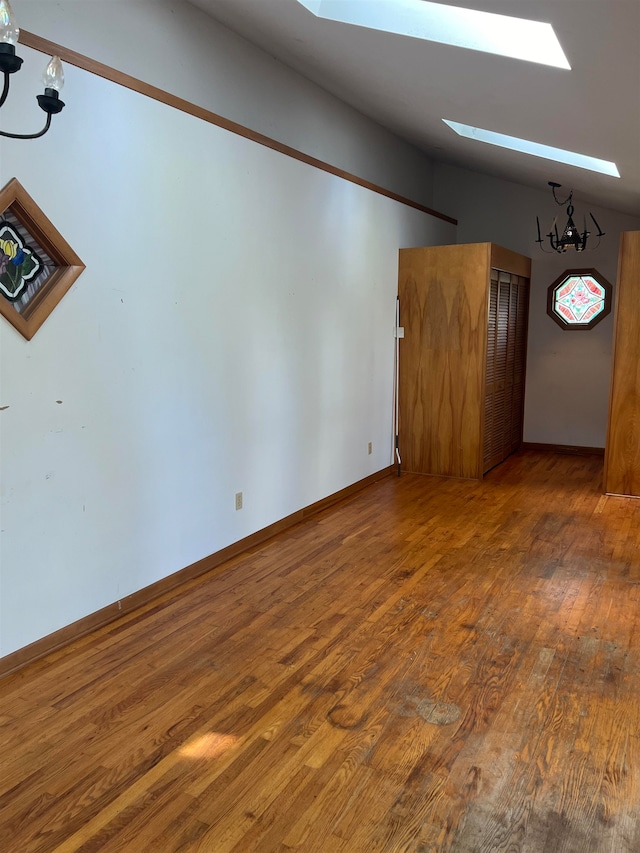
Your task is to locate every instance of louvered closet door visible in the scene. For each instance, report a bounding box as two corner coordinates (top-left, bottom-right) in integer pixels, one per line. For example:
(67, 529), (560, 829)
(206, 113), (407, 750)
(483, 274), (499, 472)
(508, 275), (529, 455)
(490, 274), (511, 468)
(483, 271), (529, 473)
(503, 271), (517, 459)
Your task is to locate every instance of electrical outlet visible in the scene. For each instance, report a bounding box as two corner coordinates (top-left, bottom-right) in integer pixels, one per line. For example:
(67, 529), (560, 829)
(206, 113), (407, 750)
(235, 492), (243, 511)
(368, 442), (373, 455)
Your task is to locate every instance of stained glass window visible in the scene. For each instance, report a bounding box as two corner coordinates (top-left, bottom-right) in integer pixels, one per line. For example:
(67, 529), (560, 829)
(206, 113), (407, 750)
(0, 212), (54, 306)
(547, 268), (612, 330)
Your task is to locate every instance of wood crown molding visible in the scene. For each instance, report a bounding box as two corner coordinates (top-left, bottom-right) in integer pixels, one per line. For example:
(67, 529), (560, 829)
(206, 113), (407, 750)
(18, 30), (456, 226)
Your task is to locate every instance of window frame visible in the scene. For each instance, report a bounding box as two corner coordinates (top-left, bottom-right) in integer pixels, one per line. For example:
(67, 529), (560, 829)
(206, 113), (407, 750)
(546, 267), (612, 330)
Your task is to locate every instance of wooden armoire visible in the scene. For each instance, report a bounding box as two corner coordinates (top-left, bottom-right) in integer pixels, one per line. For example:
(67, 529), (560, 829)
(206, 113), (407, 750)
(398, 243), (531, 479)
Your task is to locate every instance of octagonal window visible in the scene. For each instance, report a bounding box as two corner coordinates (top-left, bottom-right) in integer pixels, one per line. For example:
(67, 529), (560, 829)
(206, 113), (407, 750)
(547, 268), (612, 330)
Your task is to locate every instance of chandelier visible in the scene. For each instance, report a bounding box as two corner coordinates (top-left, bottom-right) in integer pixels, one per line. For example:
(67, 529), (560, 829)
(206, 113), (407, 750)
(0, 0), (65, 140)
(536, 182), (605, 253)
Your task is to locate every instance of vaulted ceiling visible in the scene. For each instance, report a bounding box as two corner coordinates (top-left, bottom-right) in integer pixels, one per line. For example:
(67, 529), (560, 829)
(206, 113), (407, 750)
(189, 0), (640, 216)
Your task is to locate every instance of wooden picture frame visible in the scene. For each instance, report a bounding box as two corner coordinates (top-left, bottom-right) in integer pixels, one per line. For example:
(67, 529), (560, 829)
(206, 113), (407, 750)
(0, 178), (85, 340)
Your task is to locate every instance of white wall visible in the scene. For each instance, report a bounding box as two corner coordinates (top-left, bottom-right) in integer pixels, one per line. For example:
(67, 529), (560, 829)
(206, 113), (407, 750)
(433, 163), (640, 447)
(0, 35), (453, 657)
(14, 0), (435, 208)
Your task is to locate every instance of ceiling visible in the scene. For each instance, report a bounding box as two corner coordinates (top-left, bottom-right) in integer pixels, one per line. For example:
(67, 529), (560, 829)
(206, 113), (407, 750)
(188, 0), (640, 217)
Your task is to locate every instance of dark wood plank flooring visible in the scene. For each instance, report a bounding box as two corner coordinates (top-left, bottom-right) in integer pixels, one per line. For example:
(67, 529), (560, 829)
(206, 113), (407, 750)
(1, 450), (640, 852)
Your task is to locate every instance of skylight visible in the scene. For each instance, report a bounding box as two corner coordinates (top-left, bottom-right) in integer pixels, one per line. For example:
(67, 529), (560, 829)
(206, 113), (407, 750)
(296, 0), (570, 69)
(442, 120), (620, 177)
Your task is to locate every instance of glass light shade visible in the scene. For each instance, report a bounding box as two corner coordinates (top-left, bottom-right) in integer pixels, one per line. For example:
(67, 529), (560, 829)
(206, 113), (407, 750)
(42, 55), (64, 92)
(0, 0), (19, 45)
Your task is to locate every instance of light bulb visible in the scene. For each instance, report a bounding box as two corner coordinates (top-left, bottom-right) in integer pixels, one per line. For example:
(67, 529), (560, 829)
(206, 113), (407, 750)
(0, 0), (19, 45)
(42, 55), (64, 92)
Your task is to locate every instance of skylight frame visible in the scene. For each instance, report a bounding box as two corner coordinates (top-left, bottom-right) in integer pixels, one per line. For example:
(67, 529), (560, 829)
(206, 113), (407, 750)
(295, 0), (571, 69)
(442, 120), (620, 178)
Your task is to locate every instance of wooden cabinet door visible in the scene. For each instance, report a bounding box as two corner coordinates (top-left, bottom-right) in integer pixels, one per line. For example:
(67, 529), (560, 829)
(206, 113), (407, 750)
(398, 243), (490, 479)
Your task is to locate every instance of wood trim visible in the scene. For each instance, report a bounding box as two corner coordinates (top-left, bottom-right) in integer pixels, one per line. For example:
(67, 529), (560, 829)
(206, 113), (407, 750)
(490, 244), (532, 278)
(522, 442), (605, 457)
(603, 491), (640, 500)
(18, 31), (456, 227)
(0, 465), (395, 679)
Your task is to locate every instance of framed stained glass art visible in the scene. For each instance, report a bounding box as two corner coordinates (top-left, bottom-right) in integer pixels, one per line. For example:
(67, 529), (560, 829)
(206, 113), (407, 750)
(0, 178), (85, 340)
(546, 268), (612, 330)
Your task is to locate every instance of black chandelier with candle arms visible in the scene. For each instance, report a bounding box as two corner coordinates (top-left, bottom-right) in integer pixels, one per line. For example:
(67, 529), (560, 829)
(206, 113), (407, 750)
(536, 181), (605, 254)
(0, 0), (65, 140)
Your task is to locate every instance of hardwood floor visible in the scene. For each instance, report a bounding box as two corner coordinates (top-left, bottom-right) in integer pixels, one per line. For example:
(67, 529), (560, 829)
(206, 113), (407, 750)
(2, 450), (640, 852)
